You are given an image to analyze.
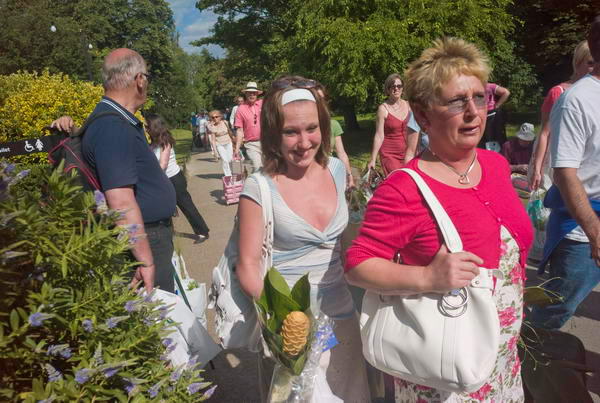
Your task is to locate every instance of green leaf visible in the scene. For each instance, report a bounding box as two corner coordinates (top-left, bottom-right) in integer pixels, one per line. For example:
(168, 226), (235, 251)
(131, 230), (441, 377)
(267, 268), (292, 297)
(290, 274), (310, 311)
(265, 279), (300, 327)
(10, 310), (19, 331)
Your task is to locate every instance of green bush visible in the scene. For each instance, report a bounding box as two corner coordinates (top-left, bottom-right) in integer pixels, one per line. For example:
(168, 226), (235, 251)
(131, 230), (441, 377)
(0, 163), (215, 402)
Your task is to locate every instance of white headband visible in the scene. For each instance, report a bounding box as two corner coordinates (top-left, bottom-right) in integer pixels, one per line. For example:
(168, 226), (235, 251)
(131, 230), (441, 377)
(281, 88), (316, 105)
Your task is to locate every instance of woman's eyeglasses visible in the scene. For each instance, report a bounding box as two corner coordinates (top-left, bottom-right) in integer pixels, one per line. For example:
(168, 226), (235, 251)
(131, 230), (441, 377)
(388, 84), (403, 90)
(210, 115), (221, 119)
(443, 94), (487, 115)
(271, 78), (318, 90)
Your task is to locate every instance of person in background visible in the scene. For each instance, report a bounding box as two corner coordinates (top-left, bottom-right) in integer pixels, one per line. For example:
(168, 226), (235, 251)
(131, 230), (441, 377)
(234, 82), (264, 172)
(368, 73), (419, 176)
(190, 112), (198, 136)
(206, 109), (234, 177)
(146, 114), (210, 244)
(528, 17), (600, 330)
(198, 111), (211, 154)
(229, 96), (244, 129)
(501, 122), (535, 174)
(237, 77), (370, 401)
(345, 37), (533, 402)
(478, 81), (510, 150)
(528, 40), (594, 191)
(309, 80), (355, 188)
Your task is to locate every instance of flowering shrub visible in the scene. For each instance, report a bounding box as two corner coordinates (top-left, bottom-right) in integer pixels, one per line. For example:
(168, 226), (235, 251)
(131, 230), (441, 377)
(0, 71), (151, 165)
(0, 163), (214, 401)
(0, 71), (103, 165)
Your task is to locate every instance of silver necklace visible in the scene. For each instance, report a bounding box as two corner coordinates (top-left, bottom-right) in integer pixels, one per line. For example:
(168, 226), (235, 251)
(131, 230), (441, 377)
(430, 149), (477, 185)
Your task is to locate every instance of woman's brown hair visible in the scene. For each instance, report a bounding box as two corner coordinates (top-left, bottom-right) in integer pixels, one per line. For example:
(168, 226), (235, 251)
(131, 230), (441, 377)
(260, 76), (331, 175)
(145, 114), (176, 149)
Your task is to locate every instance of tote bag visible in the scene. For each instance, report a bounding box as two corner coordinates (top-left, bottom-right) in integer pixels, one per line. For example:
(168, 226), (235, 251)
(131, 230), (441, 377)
(208, 172), (274, 351)
(360, 168), (500, 393)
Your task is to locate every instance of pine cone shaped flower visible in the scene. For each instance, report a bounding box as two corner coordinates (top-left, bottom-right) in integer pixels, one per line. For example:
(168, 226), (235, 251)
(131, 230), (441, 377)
(281, 311), (310, 357)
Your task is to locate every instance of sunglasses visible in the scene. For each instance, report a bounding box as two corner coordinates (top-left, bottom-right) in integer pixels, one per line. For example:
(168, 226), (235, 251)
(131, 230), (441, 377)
(210, 115), (221, 119)
(271, 78), (318, 90)
(254, 113), (257, 125)
(389, 84), (403, 90)
(443, 94), (487, 115)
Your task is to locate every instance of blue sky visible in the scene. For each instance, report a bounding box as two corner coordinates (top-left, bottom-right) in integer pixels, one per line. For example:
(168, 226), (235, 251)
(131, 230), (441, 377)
(166, 0), (225, 58)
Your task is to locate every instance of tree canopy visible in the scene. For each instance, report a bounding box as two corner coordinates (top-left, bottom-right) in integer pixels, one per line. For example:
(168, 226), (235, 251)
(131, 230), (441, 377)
(195, 0), (541, 127)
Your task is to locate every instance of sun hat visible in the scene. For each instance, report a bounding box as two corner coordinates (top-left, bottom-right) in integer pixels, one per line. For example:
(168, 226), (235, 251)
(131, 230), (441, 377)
(516, 123), (535, 141)
(242, 81), (263, 94)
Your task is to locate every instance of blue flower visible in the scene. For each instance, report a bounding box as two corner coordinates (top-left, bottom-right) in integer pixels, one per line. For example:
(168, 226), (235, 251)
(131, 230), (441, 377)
(74, 368), (93, 384)
(94, 191), (108, 214)
(187, 356), (198, 369)
(202, 385), (217, 399)
(102, 366), (120, 378)
(162, 338), (173, 348)
(60, 348), (72, 359)
(82, 319), (94, 333)
(169, 369), (182, 382)
(105, 315), (128, 329)
(3, 163), (16, 174)
(44, 364), (62, 382)
(187, 382), (203, 395)
(124, 383), (137, 395)
(46, 344), (71, 359)
(148, 383), (160, 398)
(124, 300), (138, 313)
(29, 312), (51, 327)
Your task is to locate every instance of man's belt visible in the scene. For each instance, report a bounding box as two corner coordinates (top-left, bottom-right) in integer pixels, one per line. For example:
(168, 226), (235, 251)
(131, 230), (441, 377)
(144, 218), (172, 228)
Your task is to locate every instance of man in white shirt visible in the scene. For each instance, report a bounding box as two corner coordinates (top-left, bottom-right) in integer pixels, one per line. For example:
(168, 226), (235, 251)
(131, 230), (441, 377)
(529, 16), (600, 329)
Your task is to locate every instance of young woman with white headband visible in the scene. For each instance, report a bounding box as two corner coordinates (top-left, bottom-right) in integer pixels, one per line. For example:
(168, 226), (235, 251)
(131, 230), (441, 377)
(236, 77), (370, 401)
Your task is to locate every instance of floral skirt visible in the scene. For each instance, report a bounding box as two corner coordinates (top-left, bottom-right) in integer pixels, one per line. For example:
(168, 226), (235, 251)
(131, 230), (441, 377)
(395, 226), (525, 403)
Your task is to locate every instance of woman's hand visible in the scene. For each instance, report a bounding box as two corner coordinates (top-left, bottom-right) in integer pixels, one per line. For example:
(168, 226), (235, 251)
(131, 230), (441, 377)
(367, 159), (377, 171)
(423, 245), (482, 293)
(529, 169), (542, 191)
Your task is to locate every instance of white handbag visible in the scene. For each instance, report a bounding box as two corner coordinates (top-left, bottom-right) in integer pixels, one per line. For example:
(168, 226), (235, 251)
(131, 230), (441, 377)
(359, 168), (500, 393)
(208, 172), (274, 351)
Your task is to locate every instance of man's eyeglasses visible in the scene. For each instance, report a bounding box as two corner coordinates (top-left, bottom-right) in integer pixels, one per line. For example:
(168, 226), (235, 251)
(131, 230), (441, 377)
(138, 72), (151, 82)
(389, 84), (403, 90)
(443, 94), (486, 115)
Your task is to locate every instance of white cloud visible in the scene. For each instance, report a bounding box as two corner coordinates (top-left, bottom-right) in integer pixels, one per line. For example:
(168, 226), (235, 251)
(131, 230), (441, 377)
(166, 0), (224, 57)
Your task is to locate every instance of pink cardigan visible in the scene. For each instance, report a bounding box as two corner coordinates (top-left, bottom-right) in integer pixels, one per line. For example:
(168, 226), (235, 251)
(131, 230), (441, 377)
(345, 150), (533, 274)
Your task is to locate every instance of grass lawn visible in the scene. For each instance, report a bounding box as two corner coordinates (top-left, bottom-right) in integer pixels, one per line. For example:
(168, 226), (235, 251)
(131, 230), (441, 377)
(171, 110), (540, 173)
(172, 129), (193, 166)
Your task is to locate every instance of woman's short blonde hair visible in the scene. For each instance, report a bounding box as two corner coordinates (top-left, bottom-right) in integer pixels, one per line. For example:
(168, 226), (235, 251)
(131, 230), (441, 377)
(404, 37), (490, 109)
(571, 40), (591, 79)
(260, 78), (331, 175)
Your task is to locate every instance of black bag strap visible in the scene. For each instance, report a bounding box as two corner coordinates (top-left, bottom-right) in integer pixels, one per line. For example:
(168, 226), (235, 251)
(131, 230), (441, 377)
(74, 111), (127, 138)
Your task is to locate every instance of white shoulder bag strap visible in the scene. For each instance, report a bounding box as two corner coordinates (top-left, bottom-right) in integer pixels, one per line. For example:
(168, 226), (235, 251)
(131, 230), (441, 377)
(400, 168), (462, 253)
(254, 172), (274, 277)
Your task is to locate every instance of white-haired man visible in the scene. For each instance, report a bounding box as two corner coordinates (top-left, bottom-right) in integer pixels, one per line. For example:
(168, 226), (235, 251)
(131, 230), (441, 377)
(51, 48), (176, 293)
(234, 81), (263, 172)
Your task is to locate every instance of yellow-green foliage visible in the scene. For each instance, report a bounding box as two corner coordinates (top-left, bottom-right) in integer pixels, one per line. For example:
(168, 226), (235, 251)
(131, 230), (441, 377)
(0, 70), (103, 164)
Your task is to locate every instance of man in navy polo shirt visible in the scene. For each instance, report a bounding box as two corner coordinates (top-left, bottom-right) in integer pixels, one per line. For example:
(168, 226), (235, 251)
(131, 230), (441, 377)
(52, 49), (177, 293)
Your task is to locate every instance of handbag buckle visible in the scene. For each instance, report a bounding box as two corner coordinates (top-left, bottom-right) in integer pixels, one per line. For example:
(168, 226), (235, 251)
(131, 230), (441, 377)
(439, 288), (468, 317)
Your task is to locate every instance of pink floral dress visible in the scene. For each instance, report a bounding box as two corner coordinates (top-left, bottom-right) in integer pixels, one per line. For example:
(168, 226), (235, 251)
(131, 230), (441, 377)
(395, 226), (525, 402)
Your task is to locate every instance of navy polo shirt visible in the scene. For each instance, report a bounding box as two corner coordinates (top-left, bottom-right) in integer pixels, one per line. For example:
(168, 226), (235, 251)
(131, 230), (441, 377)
(82, 96), (176, 223)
